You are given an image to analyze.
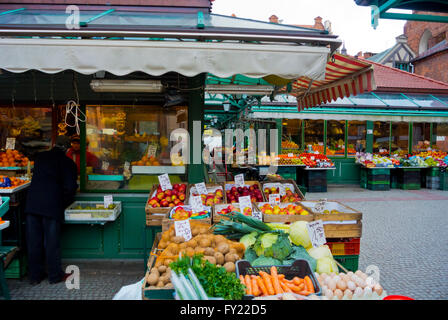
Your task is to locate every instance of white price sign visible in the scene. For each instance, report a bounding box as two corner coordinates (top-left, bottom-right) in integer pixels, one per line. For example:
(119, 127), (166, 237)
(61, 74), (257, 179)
(234, 174), (245, 187)
(147, 145), (157, 158)
(124, 161), (130, 171)
(269, 194), (281, 205)
(158, 174), (172, 191)
(104, 195), (113, 208)
(190, 195), (205, 213)
(102, 161), (110, 171)
(174, 219), (192, 242)
(195, 182), (208, 195)
(314, 198), (327, 213)
(5, 137), (15, 150)
(307, 220), (326, 248)
(288, 153), (294, 158)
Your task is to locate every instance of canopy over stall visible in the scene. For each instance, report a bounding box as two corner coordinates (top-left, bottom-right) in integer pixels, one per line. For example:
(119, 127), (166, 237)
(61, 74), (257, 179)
(0, 8), (340, 82)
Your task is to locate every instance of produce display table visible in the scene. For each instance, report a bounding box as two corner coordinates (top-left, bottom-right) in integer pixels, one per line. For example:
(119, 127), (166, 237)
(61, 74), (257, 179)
(299, 167), (336, 193)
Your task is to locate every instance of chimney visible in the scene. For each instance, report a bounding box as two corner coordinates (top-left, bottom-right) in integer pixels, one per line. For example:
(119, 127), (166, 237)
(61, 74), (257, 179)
(314, 16), (324, 30)
(363, 52), (374, 59)
(269, 15), (279, 24)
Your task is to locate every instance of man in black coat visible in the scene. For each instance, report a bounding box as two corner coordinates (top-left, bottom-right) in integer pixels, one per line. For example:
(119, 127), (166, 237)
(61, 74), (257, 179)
(25, 135), (78, 285)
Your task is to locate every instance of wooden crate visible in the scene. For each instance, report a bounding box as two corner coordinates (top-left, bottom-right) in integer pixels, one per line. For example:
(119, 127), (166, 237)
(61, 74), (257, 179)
(261, 179), (305, 201)
(300, 200), (362, 238)
(213, 203), (262, 223)
(224, 181), (266, 203)
(161, 206), (214, 232)
(142, 233), (175, 300)
(256, 202), (314, 223)
(187, 183), (226, 205)
(145, 183), (189, 226)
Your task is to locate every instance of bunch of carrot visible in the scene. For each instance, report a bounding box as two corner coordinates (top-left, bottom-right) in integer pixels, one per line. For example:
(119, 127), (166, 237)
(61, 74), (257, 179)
(239, 266), (315, 297)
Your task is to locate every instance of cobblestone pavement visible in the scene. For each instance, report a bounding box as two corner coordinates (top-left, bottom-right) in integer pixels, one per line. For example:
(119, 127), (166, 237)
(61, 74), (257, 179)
(306, 186), (448, 300)
(3, 186), (448, 300)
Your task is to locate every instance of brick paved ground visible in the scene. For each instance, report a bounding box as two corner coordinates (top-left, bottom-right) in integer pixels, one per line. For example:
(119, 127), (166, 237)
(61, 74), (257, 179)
(3, 186), (448, 300)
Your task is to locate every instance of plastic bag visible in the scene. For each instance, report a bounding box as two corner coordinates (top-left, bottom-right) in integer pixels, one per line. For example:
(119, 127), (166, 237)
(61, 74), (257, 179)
(112, 278), (145, 300)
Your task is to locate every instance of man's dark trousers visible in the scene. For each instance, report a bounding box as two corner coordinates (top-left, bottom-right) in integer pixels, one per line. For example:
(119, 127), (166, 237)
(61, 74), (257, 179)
(26, 213), (64, 283)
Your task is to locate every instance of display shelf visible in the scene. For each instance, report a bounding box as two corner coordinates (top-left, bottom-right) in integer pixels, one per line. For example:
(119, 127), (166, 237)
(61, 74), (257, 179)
(64, 201), (122, 223)
(132, 165), (186, 175)
(0, 182), (31, 194)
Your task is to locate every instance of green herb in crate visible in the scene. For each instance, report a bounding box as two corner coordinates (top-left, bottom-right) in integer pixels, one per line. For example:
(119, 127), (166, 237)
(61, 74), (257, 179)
(170, 254), (246, 300)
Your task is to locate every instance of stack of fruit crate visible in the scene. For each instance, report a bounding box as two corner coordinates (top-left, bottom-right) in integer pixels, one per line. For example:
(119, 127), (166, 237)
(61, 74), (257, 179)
(397, 168), (421, 190)
(425, 167), (440, 190)
(303, 169), (327, 193)
(326, 238), (361, 272)
(360, 167), (391, 191)
(439, 167), (448, 190)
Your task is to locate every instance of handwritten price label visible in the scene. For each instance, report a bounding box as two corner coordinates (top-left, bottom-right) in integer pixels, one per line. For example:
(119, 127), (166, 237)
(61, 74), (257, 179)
(147, 145), (157, 158)
(158, 174), (172, 191)
(307, 220), (326, 248)
(234, 174), (245, 188)
(5, 137), (15, 150)
(195, 182), (208, 195)
(269, 194), (280, 205)
(124, 161), (130, 171)
(314, 198), (327, 213)
(101, 161), (110, 171)
(104, 195), (113, 209)
(190, 195), (205, 214)
(174, 219), (192, 242)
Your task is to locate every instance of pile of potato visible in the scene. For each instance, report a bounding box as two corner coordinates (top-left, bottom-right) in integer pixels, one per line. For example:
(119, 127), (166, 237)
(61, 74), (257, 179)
(146, 221), (245, 289)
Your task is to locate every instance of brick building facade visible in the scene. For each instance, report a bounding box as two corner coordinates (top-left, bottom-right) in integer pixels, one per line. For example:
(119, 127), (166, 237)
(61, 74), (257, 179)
(404, 11), (448, 83)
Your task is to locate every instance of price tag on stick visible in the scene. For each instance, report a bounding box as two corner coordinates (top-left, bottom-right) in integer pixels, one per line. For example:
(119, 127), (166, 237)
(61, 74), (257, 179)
(307, 220), (326, 248)
(269, 194), (281, 205)
(174, 219), (192, 242)
(191, 195), (205, 213)
(104, 195), (113, 209)
(195, 182), (208, 195)
(234, 174), (245, 187)
(5, 137), (15, 150)
(147, 145), (157, 158)
(158, 173), (172, 191)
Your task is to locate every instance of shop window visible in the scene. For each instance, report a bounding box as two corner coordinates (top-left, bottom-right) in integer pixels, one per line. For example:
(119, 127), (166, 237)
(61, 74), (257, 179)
(432, 123), (448, 152)
(373, 121), (390, 155)
(412, 123), (431, 152)
(347, 121), (366, 156)
(0, 106), (53, 160)
(326, 120), (345, 157)
(391, 122), (409, 156)
(84, 105), (188, 191)
(304, 120), (324, 153)
(281, 119), (302, 153)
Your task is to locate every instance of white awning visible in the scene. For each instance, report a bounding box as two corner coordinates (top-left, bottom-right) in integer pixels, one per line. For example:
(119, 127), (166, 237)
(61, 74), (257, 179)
(0, 38), (330, 79)
(249, 112), (448, 123)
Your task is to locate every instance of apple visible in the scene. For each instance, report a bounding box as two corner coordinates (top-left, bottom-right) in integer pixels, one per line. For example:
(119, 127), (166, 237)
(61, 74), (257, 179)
(164, 196), (172, 203)
(215, 190), (223, 197)
(172, 189), (179, 196)
(171, 195), (178, 201)
(179, 194), (185, 201)
(178, 202), (184, 206)
(173, 184), (180, 190)
(156, 192), (164, 200)
(270, 187), (277, 193)
(231, 187), (237, 193)
(165, 189), (172, 197)
(174, 199), (180, 205)
(168, 203), (175, 208)
(161, 200), (169, 207)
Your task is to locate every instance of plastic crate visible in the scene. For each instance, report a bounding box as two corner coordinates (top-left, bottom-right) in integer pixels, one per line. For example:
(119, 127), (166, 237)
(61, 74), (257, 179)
(440, 170), (448, 190)
(426, 167), (440, 177)
(366, 179), (390, 185)
(307, 170), (327, 179)
(64, 201), (122, 222)
(326, 238), (360, 256)
(235, 259), (321, 298)
(366, 168), (391, 175)
(398, 183), (421, 190)
(367, 174), (390, 182)
(367, 183), (390, 191)
(334, 255), (359, 272)
(305, 178), (327, 186)
(426, 181), (440, 190)
(307, 185), (327, 193)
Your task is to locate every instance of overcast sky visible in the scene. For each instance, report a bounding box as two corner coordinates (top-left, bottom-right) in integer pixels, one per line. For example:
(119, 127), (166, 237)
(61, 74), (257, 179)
(211, 0), (407, 55)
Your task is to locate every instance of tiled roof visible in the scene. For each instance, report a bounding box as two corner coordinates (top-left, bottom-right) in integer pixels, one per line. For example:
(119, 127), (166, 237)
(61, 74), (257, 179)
(361, 58), (448, 91)
(412, 40), (448, 62)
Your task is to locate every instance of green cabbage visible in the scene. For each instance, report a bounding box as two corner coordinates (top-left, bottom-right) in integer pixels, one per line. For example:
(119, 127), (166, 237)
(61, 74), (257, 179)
(316, 256), (339, 274)
(307, 245), (333, 260)
(289, 221), (312, 249)
(253, 232), (292, 261)
(282, 245), (317, 272)
(244, 248), (258, 264)
(239, 231), (258, 250)
(252, 256), (282, 266)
